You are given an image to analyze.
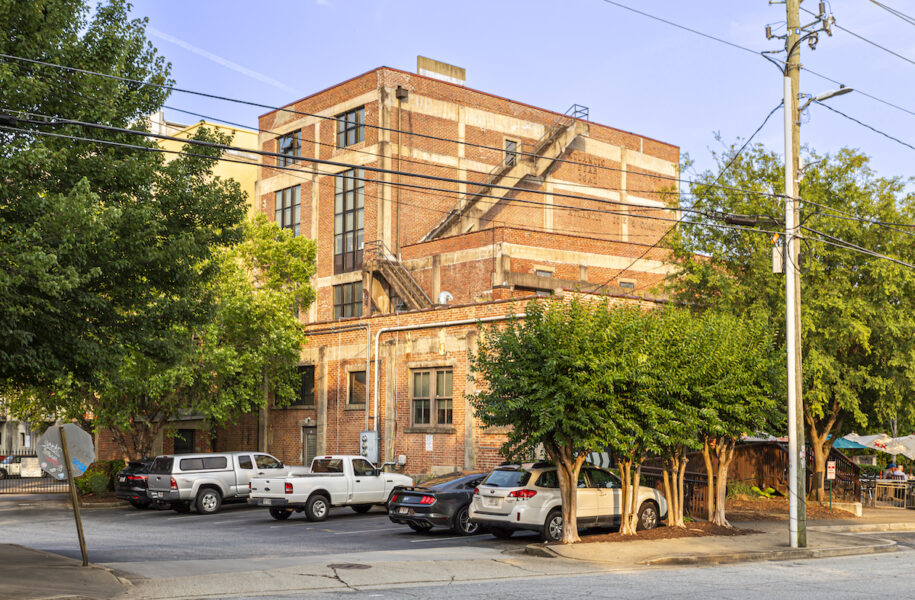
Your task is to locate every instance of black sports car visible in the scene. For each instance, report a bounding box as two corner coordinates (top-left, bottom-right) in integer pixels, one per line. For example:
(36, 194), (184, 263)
(388, 472), (487, 535)
(115, 459), (154, 509)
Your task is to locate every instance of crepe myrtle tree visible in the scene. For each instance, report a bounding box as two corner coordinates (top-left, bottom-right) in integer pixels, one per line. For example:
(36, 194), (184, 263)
(470, 298), (660, 543)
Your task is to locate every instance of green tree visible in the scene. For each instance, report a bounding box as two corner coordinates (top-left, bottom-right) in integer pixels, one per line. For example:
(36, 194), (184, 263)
(470, 299), (658, 542)
(0, 0), (245, 389)
(10, 216), (316, 457)
(668, 145), (915, 503)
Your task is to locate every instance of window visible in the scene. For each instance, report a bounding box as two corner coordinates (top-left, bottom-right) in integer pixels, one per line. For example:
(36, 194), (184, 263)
(275, 185), (301, 236)
(238, 455), (253, 470)
(619, 280), (635, 290)
(352, 458), (375, 476)
(337, 106), (365, 148)
(277, 130), (301, 167)
(149, 457), (173, 474)
(174, 429), (195, 454)
(411, 368), (453, 426)
(505, 139), (518, 167)
(535, 470), (559, 488)
(334, 169), (364, 273)
(586, 468), (620, 489)
(255, 454), (283, 469)
(288, 365), (315, 407)
(178, 457), (225, 471)
(482, 469), (531, 488)
(333, 281), (363, 319)
(311, 458), (344, 473)
(348, 370), (366, 405)
(535, 269), (553, 278)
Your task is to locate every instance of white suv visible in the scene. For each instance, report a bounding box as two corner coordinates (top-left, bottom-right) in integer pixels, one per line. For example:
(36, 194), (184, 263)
(469, 462), (667, 542)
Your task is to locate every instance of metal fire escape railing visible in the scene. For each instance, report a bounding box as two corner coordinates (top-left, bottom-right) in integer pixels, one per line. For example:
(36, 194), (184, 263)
(363, 240), (432, 310)
(421, 103), (589, 242)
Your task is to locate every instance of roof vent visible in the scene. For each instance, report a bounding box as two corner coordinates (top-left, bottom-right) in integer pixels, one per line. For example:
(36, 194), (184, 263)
(417, 56), (465, 86)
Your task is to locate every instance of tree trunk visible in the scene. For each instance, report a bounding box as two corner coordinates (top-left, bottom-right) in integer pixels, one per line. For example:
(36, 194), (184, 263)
(662, 468), (675, 527)
(548, 445), (587, 544)
(805, 401), (840, 504)
(663, 449), (687, 528)
(627, 463), (643, 534)
(677, 449), (688, 526)
(618, 457), (637, 535)
(702, 437), (716, 521)
(711, 438), (735, 527)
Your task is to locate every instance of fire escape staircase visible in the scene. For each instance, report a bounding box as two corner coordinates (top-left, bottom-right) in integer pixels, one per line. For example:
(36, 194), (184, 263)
(421, 104), (590, 242)
(363, 240), (432, 311)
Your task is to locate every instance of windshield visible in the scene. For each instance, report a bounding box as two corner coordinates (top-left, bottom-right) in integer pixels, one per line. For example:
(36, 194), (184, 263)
(482, 469), (531, 488)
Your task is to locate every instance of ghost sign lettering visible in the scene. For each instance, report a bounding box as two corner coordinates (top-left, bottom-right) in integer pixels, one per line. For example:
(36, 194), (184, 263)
(37, 424), (95, 480)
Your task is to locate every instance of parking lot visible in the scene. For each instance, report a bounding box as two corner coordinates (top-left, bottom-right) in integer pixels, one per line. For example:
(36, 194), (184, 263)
(0, 497), (540, 578)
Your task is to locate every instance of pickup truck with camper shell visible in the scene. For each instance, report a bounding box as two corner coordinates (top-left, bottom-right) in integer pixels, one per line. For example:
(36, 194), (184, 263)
(146, 451), (304, 514)
(249, 455), (412, 522)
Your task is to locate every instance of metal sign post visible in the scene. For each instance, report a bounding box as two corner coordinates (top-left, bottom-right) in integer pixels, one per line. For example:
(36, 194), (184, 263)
(826, 460), (836, 510)
(60, 426), (89, 566)
(37, 423), (95, 567)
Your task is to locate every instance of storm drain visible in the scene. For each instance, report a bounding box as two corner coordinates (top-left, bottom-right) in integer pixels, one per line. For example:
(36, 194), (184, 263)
(327, 563), (371, 570)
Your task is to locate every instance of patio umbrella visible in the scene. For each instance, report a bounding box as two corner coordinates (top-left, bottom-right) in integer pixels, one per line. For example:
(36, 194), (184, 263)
(843, 433), (909, 456)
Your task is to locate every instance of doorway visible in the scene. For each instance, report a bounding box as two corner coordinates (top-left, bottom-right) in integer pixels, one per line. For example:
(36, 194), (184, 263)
(302, 426), (317, 466)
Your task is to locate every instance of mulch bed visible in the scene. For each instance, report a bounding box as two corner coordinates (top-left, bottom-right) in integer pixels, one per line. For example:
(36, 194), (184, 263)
(726, 496), (852, 521)
(78, 492), (124, 505)
(557, 521), (760, 545)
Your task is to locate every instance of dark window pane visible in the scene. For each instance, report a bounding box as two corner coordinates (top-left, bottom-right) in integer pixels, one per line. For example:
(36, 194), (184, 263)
(349, 371), (366, 404)
(238, 456), (253, 469)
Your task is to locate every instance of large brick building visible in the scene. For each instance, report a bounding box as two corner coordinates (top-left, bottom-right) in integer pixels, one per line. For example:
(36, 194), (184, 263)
(238, 58), (679, 475)
(97, 58), (679, 472)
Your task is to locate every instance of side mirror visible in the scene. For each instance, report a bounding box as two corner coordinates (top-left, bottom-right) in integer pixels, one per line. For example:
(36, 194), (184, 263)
(277, 462), (284, 469)
(375, 468), (382, 476)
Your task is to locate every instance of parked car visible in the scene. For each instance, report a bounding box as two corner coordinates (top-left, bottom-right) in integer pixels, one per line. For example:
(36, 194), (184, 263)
(249, 455), (412, 522)
(115, 459), (154, 509)
(146, 451), (298, 514)
(0, 455), (42, 479)
(469, 462), (667, 542)
(388, 472), (487, 535)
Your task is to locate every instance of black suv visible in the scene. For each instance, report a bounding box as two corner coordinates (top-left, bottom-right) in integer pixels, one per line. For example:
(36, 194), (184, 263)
(115, 459), (154, 509)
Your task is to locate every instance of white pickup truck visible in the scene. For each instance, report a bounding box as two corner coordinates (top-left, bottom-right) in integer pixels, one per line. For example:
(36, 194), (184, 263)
(249, 455), (412, 522)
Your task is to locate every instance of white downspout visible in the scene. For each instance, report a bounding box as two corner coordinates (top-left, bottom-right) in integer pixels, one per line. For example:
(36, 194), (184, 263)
(372, 313), (525, 432)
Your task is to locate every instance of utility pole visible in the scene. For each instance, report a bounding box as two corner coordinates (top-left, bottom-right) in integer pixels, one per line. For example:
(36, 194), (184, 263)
(765, 0), (835, 549)
(785, 0), (807, 550)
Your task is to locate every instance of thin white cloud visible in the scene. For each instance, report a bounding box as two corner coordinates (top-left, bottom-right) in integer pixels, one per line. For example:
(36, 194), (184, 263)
(148, 26), (297, 94)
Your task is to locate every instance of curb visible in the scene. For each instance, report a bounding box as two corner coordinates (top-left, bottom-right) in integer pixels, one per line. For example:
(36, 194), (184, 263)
(525, 536), (898, 566)
(810, 522), (915, 534)
(69, 501), (129, 509)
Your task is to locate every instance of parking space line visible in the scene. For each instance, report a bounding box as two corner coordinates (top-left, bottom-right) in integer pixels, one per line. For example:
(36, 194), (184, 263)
(332, 527), (403, 535)
(409, 535), (464, 543)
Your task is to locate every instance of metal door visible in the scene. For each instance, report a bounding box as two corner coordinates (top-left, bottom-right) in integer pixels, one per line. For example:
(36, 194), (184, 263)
(302, 426), (317, 466)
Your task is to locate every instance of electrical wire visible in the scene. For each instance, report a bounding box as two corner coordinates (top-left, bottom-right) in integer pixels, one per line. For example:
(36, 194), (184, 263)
(801, 225), (915, 269)
(801, 5), (915, 68)
(870, 1), (915, 27)
(812, 100), (915, 152)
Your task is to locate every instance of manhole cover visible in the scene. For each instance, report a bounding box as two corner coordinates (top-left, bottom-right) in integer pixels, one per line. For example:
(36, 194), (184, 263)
(327, 563), (371, 570)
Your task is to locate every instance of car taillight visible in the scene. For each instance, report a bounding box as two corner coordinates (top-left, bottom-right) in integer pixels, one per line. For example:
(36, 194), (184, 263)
(508, 489), (537, 499)
(473, 487), (479, 495)
(285, 482), (293, 494)
(419, 495), (435, 505)
(169, 477), (177, 490)
(390, 494), (399, 503)
(248, 482), (252, 492)
(127, 475), (147, 481)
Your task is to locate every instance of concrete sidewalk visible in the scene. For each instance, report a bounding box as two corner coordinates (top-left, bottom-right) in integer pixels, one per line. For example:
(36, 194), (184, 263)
(0, 544), (127, 600)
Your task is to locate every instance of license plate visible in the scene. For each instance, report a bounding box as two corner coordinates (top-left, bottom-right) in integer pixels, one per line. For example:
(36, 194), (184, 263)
(484, 497), (499, 507)
(263, 499), (272, 506)
(118, 476), (125, 483)
(150, 492), (159, 498)
(398, 506), (410, 514)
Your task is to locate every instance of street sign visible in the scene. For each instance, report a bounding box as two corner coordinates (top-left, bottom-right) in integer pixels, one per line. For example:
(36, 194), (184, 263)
(826, 460), (836, 481)
(37, 423), (95, 480)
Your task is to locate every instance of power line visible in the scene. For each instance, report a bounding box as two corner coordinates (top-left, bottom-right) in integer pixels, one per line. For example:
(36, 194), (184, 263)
(813, 100), (915, 152)
(0, 51), (793, 201)
(589, 100), (785, 293)
(801, 225), (915, 269)
(870, 1), (915, 27)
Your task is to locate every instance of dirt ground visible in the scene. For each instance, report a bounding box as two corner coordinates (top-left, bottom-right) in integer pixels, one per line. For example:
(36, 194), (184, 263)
(567, 521), (760, 544)
(726, 495), (853, 521)
(78, 492), (124, 505)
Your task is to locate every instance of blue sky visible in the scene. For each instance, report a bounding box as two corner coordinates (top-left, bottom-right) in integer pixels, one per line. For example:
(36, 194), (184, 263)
(129, 0), (915, 193)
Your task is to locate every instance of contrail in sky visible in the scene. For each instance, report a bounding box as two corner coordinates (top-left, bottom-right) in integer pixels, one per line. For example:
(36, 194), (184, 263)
(148, 26), (297, 94)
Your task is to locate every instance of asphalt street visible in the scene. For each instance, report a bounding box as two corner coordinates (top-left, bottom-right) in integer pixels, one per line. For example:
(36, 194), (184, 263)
(238, 548), (915, 600)
(0, 498), (535, 576)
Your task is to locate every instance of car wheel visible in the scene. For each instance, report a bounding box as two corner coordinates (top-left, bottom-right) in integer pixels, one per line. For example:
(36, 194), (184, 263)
(541, 509), (563, 542)
(490, 527), (515, 539)
(129, 500), (150, 510)
(408, 522), (432, 533)
(195, 489), (222, 515)
(451, 505), (480, 536)
(351, 504), (373, 514)
(637, 501), (659, 530)
(171, 501), (191, 514)
(305, 494), (329, 522)
(269, 507), (293, 520)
